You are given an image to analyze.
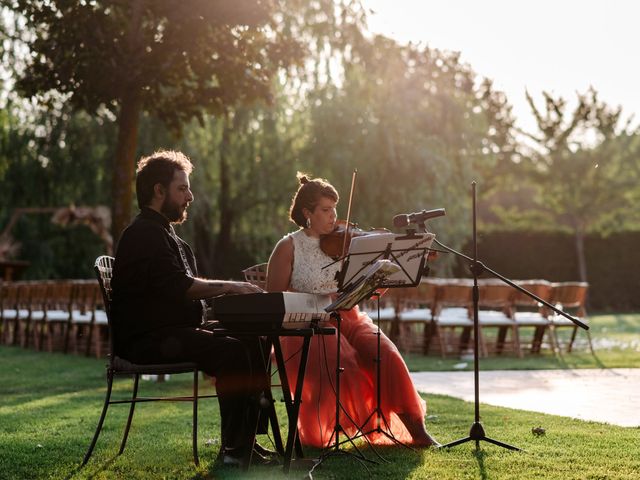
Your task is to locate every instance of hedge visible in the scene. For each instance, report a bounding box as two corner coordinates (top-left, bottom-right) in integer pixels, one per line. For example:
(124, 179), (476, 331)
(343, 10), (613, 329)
(451, 231), (640, 312)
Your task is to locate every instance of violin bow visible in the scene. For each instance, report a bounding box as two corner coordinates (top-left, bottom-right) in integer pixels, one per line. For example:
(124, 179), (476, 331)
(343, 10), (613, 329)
(340, 169), (357, 269)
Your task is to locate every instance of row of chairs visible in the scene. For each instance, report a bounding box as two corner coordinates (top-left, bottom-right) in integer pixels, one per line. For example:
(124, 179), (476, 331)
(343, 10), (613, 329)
(2, 271), (590, 361)
(241, 263), (592, 358)
(370, 278), (593, 358)
(0, 279), (107, 357)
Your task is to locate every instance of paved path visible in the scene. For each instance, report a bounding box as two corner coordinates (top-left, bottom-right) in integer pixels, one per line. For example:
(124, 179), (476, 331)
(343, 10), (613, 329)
(411, 368), (640, 427)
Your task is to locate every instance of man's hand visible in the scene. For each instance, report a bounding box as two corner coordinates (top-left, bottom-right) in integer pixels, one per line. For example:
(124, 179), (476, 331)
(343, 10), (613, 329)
(186, 278), (263, 300)
(226, 281), (264, 295)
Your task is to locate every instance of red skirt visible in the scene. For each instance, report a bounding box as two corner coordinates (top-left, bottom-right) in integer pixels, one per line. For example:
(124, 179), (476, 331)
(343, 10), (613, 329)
(279, 306), (426, 448)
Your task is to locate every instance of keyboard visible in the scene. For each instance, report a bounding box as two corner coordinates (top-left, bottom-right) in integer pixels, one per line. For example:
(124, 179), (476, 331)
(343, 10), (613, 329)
(211, 292), (333, 331)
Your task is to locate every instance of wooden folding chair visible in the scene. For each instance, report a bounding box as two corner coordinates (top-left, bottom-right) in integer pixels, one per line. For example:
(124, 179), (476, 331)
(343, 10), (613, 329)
(397, 281), (438, 354)
(511, 279), (557, 354)
(91, 283), (109, 358)
(3, 281), (31, 347)
(429, 279), (474, 358)
(477, 279), (521, 357)
(549, 282), (592, 353)
(66, 280), (100, 355)
(24, 281), (50, 350)
(38, 280), (74, 352)
(511, 280), (554, 354)
(0, 279), (17, 344)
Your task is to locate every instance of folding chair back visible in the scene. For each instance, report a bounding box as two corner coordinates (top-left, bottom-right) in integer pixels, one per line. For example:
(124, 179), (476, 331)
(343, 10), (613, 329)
(550, 282), (588, 316)
(242, 263), (268, 289)
(512, 280), (553, 309)
(432, 280), (473, 317)
(477, 280), (513, 311)
(549, 282), (591, 353)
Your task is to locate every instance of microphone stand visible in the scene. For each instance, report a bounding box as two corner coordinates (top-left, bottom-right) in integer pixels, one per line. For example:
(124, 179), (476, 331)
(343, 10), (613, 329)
(423, 182), (588, 451)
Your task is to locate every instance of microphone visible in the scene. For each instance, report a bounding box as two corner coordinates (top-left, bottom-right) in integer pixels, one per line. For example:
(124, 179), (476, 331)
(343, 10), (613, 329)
(393, 208), (446, 228)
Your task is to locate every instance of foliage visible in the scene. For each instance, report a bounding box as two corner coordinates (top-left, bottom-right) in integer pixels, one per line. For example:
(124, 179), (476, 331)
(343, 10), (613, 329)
(2, 346), (640, 479)
(299, 36), (517, 273)
(452, 230), (640, 311)
(522, 89), (640, 233)
(8, 0), (359, 240)
(5, 2), (640, 292)
(174, 96), (307, 277)
(0, 103), (114, 277)
(486, 89), (640, 282)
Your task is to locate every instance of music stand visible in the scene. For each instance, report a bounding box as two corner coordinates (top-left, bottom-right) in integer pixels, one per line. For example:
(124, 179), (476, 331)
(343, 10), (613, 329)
(320, 233), (435, 462)
(335, 231), (435, 291)
(424, 182), (588, 452)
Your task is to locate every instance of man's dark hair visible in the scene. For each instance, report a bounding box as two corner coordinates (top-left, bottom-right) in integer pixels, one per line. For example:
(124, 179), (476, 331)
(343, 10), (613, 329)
(135, 150), (194, 209)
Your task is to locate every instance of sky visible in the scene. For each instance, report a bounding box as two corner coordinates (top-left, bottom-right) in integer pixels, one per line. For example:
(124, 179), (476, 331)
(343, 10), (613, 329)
(363, 0), (640, 134)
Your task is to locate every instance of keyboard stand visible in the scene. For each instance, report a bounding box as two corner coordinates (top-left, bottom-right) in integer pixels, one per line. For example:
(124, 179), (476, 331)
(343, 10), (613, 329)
(214, 324), (336, 473)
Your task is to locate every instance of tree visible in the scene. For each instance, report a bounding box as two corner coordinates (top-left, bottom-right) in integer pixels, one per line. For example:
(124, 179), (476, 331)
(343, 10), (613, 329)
(169, 97), (306, 277)
(300, 35), (517, 273)
(7, 0), (323, 241)
(510, 88), (640, 282)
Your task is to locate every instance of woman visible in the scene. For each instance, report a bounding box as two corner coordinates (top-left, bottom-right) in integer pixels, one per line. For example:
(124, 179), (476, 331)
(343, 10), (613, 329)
(266, 173), (438, 448)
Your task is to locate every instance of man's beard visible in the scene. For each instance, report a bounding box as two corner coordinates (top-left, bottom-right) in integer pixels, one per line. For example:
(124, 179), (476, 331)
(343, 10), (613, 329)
(161, 197), (188, 224)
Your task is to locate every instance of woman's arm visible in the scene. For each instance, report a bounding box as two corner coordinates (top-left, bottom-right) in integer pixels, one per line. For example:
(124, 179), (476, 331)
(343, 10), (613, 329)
(266, 237), (294, 292)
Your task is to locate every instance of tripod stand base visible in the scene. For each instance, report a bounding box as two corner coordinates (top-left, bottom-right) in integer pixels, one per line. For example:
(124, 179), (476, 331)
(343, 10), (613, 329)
(440, 422), (520, 451)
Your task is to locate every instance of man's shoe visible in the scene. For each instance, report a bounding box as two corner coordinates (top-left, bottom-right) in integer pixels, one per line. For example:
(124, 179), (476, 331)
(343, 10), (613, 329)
(220, 449), (243, 468)
(219, 446), (280, 468)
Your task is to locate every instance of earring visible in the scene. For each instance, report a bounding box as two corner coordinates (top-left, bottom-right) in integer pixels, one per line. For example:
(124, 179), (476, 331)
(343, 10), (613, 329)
(306, 217), (311, 229)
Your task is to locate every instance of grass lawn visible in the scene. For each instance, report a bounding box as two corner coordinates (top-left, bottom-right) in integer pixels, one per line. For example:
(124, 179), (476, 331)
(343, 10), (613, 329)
(1, 340), (640, 480)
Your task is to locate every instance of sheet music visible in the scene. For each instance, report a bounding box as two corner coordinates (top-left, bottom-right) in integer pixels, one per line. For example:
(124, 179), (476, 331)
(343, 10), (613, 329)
(338, 232), (435, 289)
(327, 259), (401, 312)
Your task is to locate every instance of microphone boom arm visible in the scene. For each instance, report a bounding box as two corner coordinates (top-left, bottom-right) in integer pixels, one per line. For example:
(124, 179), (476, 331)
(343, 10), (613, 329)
(432, 238), (589, 330)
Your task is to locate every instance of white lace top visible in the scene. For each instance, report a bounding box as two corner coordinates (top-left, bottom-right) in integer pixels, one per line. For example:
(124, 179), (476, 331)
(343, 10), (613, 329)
(288, 230), (340, 294)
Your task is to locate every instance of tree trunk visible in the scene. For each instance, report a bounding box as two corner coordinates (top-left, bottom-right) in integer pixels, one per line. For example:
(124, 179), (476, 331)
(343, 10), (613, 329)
(213, 113), (234, 276)
(111, 0), (144, 247)
(193, 205), (215, 277)
(111, 89), (142, 246)
(575, 227), (588, 283)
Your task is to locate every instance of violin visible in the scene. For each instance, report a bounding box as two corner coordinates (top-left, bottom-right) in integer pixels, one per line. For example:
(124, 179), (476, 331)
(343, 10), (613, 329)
(320, 220), (389, 260)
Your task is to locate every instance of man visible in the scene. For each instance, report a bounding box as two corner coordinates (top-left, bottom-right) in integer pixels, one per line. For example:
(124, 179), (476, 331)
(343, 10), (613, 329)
(110, 149), (270, 466)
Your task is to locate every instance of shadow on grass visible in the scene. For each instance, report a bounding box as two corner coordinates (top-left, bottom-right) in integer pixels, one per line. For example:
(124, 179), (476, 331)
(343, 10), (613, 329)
(206, 444), (425, 479)
(474, 449), (488, 480)
(71, 455), (119, 480)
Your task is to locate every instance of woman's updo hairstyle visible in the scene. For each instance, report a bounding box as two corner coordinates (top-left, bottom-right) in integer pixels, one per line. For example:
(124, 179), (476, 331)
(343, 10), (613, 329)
(289, 172), (339, 227)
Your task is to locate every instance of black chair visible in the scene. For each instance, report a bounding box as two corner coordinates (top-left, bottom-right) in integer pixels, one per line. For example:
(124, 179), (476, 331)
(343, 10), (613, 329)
(82, 255), (217, 466)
